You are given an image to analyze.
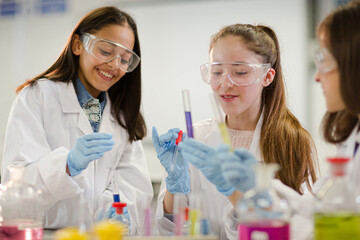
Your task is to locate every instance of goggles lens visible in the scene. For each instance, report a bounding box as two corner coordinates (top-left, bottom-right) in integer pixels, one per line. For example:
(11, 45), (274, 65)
(81, 33), (140, 73)
(314, 47), (337, 74)
(200, 62), (270, 86)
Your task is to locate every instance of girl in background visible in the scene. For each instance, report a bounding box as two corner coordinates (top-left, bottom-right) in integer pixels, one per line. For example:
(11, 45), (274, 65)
(222, 1), (360, 239)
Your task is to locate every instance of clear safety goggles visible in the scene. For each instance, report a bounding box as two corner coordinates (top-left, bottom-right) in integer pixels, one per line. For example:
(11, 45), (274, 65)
(314, 47), (337, 74)
(200, 62), (271, 86)
(81, 33), (140, 73)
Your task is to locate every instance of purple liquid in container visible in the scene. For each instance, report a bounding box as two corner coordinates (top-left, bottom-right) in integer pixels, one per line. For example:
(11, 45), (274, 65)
(184, 111), (193, 138)
(238, 220), (290, 240)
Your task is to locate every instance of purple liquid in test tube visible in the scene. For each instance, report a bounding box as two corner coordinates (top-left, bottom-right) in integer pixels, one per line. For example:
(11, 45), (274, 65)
(182, 90), (194, 138)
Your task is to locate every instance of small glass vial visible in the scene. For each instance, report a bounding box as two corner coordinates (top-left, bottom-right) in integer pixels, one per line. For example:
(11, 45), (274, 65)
(111, 202), (130, 235)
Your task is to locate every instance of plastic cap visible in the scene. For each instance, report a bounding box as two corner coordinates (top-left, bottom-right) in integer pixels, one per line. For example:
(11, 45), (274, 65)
(327, 157), (350, 164)
(327, 157), (350, 176)
(112, 202), (127, 214)
(175, 131), (183, 145)
(113, 194), (120, 203)
(185, 207), (189, 221)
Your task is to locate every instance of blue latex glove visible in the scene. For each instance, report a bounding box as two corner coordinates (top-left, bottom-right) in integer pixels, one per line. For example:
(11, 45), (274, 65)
(152, 126), (190, 194)
(179, 139), (235, 196)
(67, 133), (114, 176)
(218, 145), (257, 193)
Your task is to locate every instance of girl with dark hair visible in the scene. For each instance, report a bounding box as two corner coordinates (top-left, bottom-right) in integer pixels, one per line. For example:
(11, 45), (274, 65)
(1, 6), (153, 232)
(259, 1), (360, 239)
(153, 23), (317, 239)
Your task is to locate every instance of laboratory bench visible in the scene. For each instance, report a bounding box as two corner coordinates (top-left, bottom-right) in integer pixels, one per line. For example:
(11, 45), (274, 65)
(43, 230), (218, 240)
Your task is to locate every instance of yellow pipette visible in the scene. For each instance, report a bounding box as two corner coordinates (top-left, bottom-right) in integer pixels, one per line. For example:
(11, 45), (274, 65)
(209, 93), (233, 151)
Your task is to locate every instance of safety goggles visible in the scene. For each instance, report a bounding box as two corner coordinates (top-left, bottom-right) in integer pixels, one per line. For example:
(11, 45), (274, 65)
(314, 47), (337, 74)
(200, 62), (271, 86)
(81, 33), (140, 73)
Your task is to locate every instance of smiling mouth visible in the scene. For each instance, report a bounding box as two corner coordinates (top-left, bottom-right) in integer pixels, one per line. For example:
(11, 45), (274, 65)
(221, 95), (237, 99)
(98, 69), (114, 78)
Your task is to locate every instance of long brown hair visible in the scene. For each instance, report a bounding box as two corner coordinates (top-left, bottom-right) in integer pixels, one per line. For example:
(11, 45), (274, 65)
(210, 24), (317, 194)
(16, 6), (146, 142)
(318, 1), (360, 143)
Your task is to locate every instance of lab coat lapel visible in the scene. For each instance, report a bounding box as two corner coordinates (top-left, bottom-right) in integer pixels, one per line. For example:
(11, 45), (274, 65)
(56, 81), (93, 135)
(98, 93), (119, 142)
(336, 122), (358, 158)
(337, 122), (360, 184)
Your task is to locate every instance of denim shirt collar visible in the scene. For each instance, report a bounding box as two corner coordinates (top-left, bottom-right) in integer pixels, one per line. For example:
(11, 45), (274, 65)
(74, 78), (106, 112)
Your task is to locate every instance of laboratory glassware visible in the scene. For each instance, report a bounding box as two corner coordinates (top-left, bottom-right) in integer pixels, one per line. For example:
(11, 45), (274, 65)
(111, 202), (130, 235)
(0, 166), (44, 240)
(182, 89), (194, 138)
(209, 93), (232, 150)
(170, 130), (183, 172)
(173, 193), (189, 236)
(314, 157), (360, 239)
(237, 163), (291, 240)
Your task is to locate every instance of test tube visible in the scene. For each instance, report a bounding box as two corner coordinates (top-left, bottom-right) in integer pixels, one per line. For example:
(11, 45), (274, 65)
(173, 194), (188, 236)
(209, 93), (233, 150)
(78, 194), (93, 234)
(189, 193), (201, 236)
(170, 130), (183, 172)
(144, 208), (152, 236)
(199, 191), (210, 235)
(111, 165), (120, 202)
(182, 89), (194, 138)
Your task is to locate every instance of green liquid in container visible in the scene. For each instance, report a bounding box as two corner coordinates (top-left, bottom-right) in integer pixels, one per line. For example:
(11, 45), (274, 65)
(314, 212), (360, 240)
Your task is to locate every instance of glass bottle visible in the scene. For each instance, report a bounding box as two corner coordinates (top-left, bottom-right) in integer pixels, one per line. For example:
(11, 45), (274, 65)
(111, 202), (130, 235)
(0, 166), (44, 240)
(314, 157), (360, 239)
(237, 163), (291, 240)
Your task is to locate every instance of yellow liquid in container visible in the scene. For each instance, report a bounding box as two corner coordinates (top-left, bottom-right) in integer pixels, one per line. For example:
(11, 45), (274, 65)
(54, 227), (89, 240)
(314, 212), (360, 240)
(189, 209), (200, 236)
(94, 221), (124, 240)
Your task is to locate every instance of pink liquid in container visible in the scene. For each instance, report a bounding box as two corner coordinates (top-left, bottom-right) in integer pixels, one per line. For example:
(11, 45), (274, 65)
(0, 221), (43, 240)
(238, 220), (290, 240)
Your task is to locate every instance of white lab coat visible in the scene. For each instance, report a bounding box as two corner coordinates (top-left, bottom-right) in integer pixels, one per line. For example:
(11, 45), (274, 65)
(1, 79), (153, 234)
(155, 114), (264, 240)
(271, 122), (360, 240)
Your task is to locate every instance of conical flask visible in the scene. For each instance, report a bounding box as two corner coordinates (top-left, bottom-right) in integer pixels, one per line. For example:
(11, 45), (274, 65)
(237, 163), (291, 240)
(111, 202), (130, 235)
(0, 166), (44, 240)
(314, 157), (360, 239)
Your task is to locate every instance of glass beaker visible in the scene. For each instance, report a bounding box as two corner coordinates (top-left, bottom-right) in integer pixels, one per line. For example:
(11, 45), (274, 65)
(314, 157), (360, 239)
(0, 166), (44, 240)
(237, 163), (291, 240)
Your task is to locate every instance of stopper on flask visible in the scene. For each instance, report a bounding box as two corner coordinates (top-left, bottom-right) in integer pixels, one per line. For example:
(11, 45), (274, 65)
(327, 157), (350, 176)
(112, 202), (127, 214)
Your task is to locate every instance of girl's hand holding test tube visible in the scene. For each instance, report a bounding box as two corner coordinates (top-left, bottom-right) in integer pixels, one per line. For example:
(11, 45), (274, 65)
(152, 127), (190, 194)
